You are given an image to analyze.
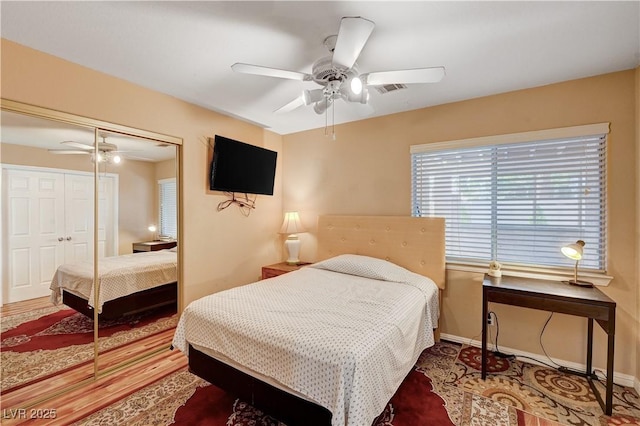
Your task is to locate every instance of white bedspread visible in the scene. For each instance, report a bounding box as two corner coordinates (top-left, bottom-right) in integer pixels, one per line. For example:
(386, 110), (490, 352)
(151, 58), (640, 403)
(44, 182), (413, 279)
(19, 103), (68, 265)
(172, 254), (439, 426)
(50, 250), (177, 313)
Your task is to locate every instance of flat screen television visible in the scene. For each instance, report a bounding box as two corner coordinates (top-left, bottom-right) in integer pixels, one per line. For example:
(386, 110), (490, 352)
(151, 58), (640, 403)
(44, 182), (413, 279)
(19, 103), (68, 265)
(209, 135), (277, 195)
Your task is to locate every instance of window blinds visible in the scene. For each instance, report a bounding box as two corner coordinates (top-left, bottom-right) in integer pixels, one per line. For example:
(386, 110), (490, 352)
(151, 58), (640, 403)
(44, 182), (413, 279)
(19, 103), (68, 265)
(411, 135), (606, 271)
(159, 178), (177, 239)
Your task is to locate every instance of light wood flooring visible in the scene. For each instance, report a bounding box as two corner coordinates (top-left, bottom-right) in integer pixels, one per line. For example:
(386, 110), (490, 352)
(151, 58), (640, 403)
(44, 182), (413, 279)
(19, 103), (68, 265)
(1, 297), (184, 425)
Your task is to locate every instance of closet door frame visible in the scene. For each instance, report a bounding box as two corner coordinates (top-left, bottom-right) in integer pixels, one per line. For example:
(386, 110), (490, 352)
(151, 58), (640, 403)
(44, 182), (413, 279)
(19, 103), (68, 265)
(1, 98), (183, 407)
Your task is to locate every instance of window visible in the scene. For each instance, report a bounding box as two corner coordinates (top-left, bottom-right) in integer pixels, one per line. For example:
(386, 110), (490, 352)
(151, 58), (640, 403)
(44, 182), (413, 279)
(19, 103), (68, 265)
(411, 125), (608, 272)
(158, 178), (177, 239)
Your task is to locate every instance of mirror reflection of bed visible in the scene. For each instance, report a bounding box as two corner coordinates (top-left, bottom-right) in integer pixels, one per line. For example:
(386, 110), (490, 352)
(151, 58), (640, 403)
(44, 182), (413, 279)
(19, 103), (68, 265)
(0, 110), (179, 404)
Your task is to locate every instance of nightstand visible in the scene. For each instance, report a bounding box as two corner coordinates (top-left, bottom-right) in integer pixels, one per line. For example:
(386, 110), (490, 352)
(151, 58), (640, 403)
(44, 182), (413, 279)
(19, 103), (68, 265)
(132, 240), (177, 253)
(261, 261), (312, 279)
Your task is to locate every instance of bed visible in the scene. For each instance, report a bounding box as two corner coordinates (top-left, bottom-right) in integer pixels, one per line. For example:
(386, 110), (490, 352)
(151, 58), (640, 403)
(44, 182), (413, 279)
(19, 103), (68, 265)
(50, 248), (178, 320)
(173, 215), (445, 426)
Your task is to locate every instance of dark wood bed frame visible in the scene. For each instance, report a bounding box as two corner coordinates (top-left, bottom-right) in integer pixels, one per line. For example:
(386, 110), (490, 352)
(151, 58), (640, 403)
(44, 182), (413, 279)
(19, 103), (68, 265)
(188, 344), (332, 426)
(62, 281), (177, 321)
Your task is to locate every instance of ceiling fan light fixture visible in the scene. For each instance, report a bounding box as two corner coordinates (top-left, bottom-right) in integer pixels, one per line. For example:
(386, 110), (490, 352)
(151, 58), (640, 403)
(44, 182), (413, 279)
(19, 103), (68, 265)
(313, 99), (331, 115)
(91, 150), (122, 165)
(303, 89), (324, 106)
(343, 84), (369, 104)
(350, 76), (362, 95)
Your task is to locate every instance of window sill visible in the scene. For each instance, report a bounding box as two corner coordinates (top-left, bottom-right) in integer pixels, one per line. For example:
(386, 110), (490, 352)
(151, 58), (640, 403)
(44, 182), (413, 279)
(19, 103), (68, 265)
(446, 262), (613, 287)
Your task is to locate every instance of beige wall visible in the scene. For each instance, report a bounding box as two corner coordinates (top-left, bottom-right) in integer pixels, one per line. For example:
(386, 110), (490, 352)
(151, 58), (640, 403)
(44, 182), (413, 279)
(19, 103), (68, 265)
(1, 39), (284, 306)
(1, 142), (157, 255)
(283, 70), (638, 378)
(116, 158), (156, 255)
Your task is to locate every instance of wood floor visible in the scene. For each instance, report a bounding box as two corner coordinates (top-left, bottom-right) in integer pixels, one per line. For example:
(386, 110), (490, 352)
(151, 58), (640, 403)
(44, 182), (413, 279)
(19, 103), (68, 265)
(1, 296), (52, 317)
(1, 297), (185, 425)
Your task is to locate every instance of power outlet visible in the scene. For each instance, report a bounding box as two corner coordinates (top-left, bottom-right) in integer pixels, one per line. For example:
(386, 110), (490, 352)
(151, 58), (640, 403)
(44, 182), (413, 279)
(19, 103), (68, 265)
(487, 313), (495, 326)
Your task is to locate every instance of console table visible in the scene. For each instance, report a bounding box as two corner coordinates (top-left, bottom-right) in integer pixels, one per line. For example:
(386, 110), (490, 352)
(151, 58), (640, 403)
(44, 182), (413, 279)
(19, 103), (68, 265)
(481, 274), (616, 415)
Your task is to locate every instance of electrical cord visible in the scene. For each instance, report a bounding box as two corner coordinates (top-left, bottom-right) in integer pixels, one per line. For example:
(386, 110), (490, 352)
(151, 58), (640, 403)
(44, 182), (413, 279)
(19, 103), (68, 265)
(491, 311), (515, 359)
(480, 311), (609, 381)
(538, 312), (562, 368)
(217, 192), (257, 216)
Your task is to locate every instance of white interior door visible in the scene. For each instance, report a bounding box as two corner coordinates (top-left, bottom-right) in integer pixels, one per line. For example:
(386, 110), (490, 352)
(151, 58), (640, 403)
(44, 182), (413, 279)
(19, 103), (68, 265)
(97, 175), (116, 258)
(4, 168), (66, 302)
(64, 173), (94, 262)
(3, 167), (117, 303)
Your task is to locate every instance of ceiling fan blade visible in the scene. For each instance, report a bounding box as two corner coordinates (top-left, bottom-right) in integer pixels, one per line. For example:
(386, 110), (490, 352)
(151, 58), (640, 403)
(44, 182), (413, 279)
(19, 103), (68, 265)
(332, 17), (375, 70)
(274, 96), (306, 114)
(231, 63), (312, 81)
(61, 140), (92, 150)
(364, 67), (446, 85)
(48, 149), (91, 155)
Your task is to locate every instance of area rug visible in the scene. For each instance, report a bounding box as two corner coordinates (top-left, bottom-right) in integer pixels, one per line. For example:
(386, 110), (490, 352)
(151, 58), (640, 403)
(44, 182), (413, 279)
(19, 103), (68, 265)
(1, 305), (177, 392)
(75, 341), (640, 426)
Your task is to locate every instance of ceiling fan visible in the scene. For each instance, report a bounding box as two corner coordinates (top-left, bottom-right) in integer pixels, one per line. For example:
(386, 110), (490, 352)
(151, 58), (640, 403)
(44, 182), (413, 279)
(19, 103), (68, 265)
(48, 136), (123, 164)
(231, 16), (446, 115)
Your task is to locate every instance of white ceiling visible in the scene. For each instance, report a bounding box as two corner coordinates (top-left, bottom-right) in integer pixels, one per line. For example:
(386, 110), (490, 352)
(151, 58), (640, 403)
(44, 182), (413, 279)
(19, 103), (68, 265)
(1, 1), (639, 135)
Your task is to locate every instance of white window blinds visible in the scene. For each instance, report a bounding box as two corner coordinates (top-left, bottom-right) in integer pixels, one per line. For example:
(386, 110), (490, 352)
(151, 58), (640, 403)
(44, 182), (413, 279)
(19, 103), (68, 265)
(411, 132), (607, 271)
(159, 178), (177, 239)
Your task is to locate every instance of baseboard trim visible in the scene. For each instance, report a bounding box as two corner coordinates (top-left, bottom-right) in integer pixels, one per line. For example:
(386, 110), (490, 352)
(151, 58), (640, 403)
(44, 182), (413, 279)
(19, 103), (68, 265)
(440, 333), (637, 389)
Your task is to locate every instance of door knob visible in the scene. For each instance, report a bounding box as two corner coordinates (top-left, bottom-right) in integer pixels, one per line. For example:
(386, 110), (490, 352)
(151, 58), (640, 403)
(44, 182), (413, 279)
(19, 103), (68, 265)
(58, 237), (64, 242)
(66, 236), (72, 241)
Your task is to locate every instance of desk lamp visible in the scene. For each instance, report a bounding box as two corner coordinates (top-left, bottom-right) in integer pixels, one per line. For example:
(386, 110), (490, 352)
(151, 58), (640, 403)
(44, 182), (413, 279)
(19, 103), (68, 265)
(561, 240), (593, 287)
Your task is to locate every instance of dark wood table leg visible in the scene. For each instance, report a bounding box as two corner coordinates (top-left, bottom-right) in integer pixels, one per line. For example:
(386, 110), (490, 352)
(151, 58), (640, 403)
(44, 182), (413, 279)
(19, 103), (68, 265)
(481, 287), (488, 380)
(605, 312), (615, 415)
(586, 318), (594, 376)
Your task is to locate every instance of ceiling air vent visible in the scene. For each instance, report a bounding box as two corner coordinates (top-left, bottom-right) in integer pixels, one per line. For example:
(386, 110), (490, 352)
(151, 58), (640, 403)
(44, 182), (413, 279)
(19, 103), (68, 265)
(374, 83), (407, 94)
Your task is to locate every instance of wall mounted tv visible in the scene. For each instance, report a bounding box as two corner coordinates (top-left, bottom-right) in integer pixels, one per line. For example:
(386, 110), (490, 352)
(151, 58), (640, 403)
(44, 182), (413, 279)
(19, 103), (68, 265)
(209, 135), (277, 196)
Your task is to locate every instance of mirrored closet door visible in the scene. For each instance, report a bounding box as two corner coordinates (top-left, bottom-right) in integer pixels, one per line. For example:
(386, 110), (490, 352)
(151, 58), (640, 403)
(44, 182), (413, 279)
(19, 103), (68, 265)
(95, 129), (178, 372)
(0, 100), (182, 408)
(1, 110), (98, 401)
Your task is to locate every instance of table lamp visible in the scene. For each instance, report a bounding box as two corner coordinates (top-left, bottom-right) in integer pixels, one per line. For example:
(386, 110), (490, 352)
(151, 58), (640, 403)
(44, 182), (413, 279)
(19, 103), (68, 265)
(148, 224), (158, 241)
(561, 240), (593, 287)
(279, 212), (305, 265)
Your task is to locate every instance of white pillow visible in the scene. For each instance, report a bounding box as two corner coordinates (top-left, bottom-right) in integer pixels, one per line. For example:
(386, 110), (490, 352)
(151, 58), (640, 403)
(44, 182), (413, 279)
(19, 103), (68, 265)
(310, 254), (415, 283)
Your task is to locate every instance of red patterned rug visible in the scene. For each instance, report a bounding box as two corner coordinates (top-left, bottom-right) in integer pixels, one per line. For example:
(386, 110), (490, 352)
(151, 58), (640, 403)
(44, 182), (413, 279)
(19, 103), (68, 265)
(76, 341), (640, 426)
(1, 305), (177, 392)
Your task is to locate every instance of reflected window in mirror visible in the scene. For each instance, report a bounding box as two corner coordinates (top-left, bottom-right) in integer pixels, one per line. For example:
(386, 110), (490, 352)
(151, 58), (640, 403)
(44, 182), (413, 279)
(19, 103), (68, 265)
(159, 178), (177, 240)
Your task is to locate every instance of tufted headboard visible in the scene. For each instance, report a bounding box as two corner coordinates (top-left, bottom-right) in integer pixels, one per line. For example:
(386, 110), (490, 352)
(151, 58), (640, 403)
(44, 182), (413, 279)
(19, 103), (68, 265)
(317, 215), (446, 289)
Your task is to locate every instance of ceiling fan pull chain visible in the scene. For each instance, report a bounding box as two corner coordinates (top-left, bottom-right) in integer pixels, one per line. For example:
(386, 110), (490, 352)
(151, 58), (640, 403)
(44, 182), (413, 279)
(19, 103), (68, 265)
(332, 100), (336, 140)
(324, 99), (328, 137)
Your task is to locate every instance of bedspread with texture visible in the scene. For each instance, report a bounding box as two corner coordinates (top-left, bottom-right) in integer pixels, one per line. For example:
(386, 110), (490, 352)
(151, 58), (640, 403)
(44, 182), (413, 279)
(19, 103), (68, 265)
(173, 254), (439, 426)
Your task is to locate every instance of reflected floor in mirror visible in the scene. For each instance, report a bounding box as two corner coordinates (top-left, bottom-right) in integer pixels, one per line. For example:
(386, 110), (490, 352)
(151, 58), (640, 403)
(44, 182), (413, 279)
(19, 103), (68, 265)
(1, 296), (177, 393)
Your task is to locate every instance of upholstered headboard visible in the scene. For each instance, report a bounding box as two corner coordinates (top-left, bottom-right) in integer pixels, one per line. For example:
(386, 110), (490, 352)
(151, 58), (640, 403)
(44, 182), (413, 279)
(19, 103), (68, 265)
(317, 215), (445, 289)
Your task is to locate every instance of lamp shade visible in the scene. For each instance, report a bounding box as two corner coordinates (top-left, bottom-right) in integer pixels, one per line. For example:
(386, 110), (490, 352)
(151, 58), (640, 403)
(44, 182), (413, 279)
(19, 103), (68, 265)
(561, 240), (585, 260)
(279, 212), (305, 235)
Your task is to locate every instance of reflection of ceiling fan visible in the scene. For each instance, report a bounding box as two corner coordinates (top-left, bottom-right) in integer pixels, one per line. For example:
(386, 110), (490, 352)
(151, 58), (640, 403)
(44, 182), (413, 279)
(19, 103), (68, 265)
(232, 16), (446, 115)
(48, 136), (123, 164)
